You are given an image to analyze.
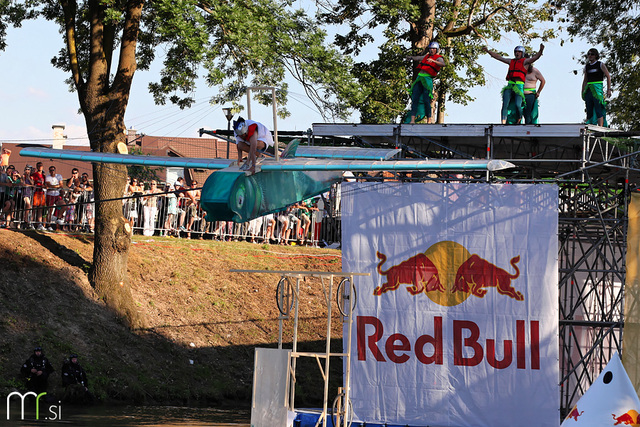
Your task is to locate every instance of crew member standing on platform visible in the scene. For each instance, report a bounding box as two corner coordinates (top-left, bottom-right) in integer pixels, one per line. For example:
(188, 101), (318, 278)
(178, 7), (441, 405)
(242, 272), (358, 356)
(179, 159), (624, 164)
(581, 48), (612, 127)
(484, 44), (544, 124)
(523, 59), (546, 124)
(406, 41), (446, 124)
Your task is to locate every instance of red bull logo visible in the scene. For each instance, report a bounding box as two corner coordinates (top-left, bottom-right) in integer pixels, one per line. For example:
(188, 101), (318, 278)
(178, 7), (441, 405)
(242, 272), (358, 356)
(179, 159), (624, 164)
(564, 405), (583, 422)
(374, 241), (523, 306)
(612, 410), (640, 426)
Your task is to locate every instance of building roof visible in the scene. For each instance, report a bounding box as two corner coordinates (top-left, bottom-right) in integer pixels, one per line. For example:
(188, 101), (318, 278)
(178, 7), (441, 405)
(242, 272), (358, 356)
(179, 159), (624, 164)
(127, 132), (231, 185)
(8, 143), (94, 180)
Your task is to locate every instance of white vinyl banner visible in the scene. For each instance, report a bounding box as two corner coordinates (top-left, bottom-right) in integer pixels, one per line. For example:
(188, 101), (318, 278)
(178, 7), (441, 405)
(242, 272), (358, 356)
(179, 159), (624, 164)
(341, 182), (559, 427)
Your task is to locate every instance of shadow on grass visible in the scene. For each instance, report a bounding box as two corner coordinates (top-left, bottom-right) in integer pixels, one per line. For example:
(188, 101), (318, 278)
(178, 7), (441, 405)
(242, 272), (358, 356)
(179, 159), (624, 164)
(22, 229), (93, 271)
(0, 230), (342, 410)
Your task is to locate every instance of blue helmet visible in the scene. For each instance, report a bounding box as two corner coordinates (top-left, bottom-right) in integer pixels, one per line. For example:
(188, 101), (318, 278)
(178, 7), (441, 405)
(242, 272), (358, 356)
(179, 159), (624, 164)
(514, 45), (525, 55)
(428, 41), (440, 50)
(233, 117), (248, 136)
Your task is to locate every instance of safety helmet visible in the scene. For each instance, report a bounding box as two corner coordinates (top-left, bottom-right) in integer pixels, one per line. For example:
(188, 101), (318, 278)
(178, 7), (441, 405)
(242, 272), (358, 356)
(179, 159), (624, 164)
(514, 45), (525, 54)
(34, 346), (42, 352)
(233, 117), (248, 136)
(428, 41), (440, 50)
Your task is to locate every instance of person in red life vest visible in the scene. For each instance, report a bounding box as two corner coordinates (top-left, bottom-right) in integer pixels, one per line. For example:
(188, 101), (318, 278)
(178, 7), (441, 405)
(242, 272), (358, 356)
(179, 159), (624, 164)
(484, 44), (544, 124)
(405, 41), (446, 124)
(581, 48), (612, 127)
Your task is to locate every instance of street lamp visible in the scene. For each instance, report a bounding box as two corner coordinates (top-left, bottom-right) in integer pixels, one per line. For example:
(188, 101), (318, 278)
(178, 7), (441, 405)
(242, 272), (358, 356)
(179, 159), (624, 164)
(222, 107), (233, 159)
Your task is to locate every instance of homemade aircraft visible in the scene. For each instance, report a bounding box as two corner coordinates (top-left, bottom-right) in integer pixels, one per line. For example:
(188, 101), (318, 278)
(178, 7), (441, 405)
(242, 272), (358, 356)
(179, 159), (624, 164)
(20, 141), (513, 223)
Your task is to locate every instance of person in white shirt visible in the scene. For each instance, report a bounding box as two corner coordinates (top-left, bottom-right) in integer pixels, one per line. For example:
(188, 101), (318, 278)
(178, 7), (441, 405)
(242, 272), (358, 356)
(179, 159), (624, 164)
(45, 165), (64, 228)
(233, 117), (274, 174)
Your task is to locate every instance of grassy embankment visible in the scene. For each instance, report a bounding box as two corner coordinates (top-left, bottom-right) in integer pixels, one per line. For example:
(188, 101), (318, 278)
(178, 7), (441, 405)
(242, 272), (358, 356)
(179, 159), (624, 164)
(0, 229), (343, 407)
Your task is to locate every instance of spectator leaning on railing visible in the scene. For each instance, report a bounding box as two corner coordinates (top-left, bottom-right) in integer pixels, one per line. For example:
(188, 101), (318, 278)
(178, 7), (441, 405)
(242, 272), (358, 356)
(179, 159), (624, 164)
(2, 167), (22, 228)
(183, 180), (200, 238)
(31, 162), (46, 230)
(143, 180), (161, 237)
(45, 165), (64, 231)
(21, 165), (35, 228)
(0, 166), (7, 224)
(162, 182), (179, 237)
(78, 172), (93, 232)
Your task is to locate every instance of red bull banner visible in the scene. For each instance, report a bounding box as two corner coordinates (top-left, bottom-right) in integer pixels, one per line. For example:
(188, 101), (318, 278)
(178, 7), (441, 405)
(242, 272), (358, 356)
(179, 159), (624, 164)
(341, 183), (559, 426)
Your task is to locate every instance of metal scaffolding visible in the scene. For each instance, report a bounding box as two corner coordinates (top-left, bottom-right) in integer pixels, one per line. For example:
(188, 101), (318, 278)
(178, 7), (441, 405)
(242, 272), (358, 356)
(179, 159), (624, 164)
(312, 122), (640, 417)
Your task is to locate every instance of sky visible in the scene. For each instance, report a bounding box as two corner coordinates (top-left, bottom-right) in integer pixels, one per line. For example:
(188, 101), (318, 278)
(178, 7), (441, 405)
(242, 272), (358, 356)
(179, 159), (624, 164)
(0, 16), (594, 147)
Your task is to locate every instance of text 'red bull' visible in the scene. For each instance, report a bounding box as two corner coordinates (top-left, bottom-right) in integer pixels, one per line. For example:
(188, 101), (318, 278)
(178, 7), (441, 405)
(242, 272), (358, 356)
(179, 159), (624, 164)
(357, 316), (540, 370)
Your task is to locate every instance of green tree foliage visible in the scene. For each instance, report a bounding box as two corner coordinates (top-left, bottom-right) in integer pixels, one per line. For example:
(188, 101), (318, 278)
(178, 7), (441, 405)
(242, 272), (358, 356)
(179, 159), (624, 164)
(557, 0), (639, 129)
(319, 0), (555, 123)
(0, 0), (356, 327)
(193, 0), (363, 121)
(126, 147), (161, 184)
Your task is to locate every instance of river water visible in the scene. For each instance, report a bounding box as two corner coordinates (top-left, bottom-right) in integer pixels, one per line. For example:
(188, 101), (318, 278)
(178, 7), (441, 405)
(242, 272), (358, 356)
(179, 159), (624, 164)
(6, 404), (251, 426)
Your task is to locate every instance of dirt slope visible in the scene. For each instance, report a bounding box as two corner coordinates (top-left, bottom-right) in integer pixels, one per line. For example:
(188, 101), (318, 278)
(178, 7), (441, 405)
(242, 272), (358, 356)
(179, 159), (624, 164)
(0, 229), (343, 406)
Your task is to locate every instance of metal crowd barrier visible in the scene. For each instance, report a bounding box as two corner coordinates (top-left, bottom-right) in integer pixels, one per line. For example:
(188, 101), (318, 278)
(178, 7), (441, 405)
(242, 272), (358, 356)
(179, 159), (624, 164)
(1, 182), (340, 246)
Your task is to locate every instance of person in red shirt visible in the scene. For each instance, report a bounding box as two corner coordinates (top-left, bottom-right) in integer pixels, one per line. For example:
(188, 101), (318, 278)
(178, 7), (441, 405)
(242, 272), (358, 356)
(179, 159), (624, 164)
(30, 162), (47, 230)
(406, 41), (446, 124)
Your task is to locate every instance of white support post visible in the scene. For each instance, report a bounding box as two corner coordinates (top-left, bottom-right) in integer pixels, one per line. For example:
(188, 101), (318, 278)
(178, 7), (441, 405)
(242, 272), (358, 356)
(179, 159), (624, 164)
(245, 87), (279, 161)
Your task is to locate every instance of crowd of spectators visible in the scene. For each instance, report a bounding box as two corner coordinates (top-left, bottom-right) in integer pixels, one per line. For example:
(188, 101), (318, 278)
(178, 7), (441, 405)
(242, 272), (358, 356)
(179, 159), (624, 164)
(1, 162), (333, 245)
(0, 162), (94, 232)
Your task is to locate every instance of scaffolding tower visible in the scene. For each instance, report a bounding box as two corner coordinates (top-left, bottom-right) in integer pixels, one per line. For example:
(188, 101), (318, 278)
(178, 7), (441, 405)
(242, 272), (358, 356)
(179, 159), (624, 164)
(312, 122), (640, 417)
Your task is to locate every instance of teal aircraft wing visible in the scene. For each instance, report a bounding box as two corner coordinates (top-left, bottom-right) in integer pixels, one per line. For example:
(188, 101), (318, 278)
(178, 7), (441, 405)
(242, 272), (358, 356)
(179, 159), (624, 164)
(20, 145), (514, 222)
(19, 147), (236, 170)
(256, 158), (512, 172)
(20, 146), (511, 172)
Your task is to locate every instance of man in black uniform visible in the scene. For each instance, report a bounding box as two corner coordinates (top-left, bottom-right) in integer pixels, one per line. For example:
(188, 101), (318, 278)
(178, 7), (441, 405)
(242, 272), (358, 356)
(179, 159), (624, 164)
(61, 354), (93, 403)
(20, 346), (55, 394)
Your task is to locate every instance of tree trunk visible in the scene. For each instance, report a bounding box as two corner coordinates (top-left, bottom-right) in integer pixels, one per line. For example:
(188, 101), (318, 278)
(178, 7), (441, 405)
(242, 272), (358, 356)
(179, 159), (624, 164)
(89, 162), (143, 329)
(61, 0), (144, 329)
(86, 113), (143, 329)
(410, 0), (436, 53)
(436, 85), (446, 123)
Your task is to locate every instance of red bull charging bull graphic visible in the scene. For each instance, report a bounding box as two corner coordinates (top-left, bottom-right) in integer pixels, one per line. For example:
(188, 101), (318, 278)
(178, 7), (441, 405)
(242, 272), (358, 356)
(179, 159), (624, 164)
(374, 241), (523, 304)
(565, 405), (584, 422)
(612, 410), (640, 426)
(342, 182), (559, 427)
